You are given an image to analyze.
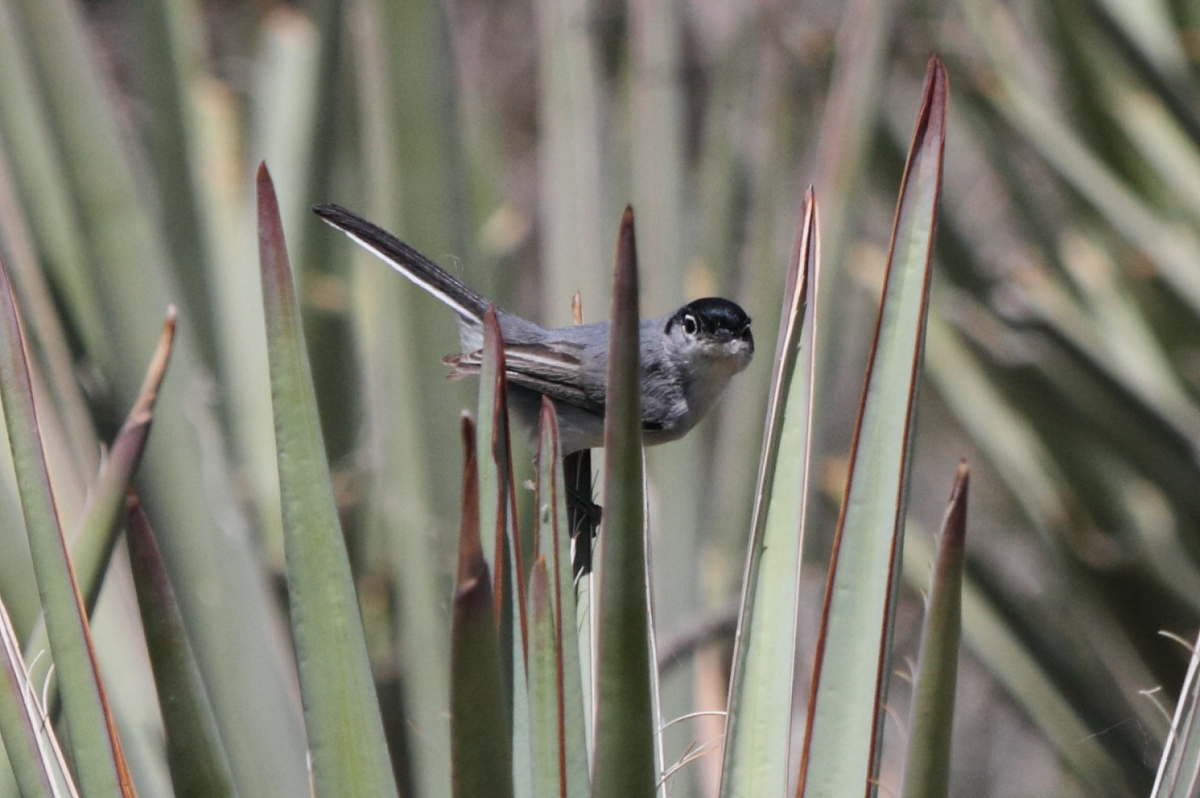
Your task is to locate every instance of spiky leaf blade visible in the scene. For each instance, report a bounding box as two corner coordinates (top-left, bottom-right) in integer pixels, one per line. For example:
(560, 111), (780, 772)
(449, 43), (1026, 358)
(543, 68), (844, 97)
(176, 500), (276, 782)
(720, 189), (819, 797)
(900, 463), (968, 798)
(257, 164), (398, 798)
(797, 55), (947, 798)
(592, 208), (655, 798)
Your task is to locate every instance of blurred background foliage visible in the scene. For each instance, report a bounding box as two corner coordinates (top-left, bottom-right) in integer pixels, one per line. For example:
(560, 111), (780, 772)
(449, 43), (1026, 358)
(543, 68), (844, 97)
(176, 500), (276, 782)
(0, 0), (1198, 795)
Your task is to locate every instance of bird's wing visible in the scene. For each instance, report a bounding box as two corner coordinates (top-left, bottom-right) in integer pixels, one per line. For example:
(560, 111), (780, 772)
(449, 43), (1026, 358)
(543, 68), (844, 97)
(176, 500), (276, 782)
(445, 341), (606, 416)
(448, 340), (674, 432)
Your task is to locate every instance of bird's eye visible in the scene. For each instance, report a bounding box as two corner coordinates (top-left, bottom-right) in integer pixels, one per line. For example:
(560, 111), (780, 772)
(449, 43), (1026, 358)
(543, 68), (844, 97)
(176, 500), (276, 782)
(682, 313), (698, 335)
(739, 326), (751, 341)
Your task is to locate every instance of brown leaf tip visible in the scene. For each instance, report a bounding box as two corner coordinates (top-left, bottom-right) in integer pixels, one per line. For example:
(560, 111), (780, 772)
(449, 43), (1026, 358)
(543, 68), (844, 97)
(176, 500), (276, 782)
(617, 206), (637, 257)
(940, 458), (970, 543)
(483, 306), (504, 358)
(539, 395), (555, 424)
(457, 413), (488, 584)
(256, 161), (281, 224)
(461, 412), (477, 453)
(924, 53), (949, 107)
(925, 53), (947, 82)
(614, 206), (639, 286)
(950, 458), (969, 500)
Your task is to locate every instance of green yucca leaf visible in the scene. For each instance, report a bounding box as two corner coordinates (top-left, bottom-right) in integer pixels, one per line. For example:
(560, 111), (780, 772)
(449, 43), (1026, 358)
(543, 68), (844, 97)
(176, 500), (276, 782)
(534, 397), (589, 798)
(257, 163), (399, 798)
(797, 55), (947, 798)
(720, 188), (818, 798)
(24, 308), (176, 706)
(527, 557), (561, 798)
(0, 0), (1184, 794)
(900, 462), (968, 798)
(477, 308), (533, 798)
(126, 494), (237, 798)
(592, 208), (656, 798)
(9, 2), (311, 792)
(0, 251), (127, 798)
(451, 415), (514, 798)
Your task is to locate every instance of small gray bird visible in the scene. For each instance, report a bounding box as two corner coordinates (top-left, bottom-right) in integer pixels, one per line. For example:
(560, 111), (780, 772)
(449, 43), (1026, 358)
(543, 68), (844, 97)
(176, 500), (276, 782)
(314, 204), (754, 453)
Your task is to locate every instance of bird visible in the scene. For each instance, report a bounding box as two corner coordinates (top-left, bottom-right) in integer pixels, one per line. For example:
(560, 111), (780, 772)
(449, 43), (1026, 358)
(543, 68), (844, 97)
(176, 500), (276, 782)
(313, 203), (754, 453)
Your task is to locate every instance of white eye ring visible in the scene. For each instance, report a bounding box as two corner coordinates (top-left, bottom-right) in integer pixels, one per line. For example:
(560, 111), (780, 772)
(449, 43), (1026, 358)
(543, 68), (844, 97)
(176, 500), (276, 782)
(682, 314), (698, 335)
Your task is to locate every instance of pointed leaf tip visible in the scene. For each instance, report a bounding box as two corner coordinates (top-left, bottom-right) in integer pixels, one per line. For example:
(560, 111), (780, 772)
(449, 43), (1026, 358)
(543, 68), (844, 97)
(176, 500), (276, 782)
(458, 414), (485, 585)
(141, 307), (178, 394)
(256, 164), (290, 298)
(918, 55), (949, 138)
(941, 460), (969, 548)
(595, 202), (652, 798)
(947, 459), (969, 510)
(796, 49), (946, 797)
(953, 458), (969, 491)
(257, 169), (278, 216)
(719, 174), (819, 798)
(616, 208), (637, 279)
(482, 306), (509, 455)
(255, 163), (275, 215)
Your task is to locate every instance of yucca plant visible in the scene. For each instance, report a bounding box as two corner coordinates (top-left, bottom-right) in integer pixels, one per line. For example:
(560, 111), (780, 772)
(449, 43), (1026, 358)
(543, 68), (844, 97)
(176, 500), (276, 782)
(0, 0), (1199, 796)
(0, 51), (957, 798)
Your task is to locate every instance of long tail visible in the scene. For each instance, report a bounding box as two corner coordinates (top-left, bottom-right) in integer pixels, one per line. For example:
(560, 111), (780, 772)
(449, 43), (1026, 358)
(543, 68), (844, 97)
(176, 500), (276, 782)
(313, 204), (488, 323)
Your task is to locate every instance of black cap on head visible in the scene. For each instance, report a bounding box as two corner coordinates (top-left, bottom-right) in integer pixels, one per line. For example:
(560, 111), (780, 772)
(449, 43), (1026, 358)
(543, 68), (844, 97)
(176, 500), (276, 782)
(667, 297), (752, 342)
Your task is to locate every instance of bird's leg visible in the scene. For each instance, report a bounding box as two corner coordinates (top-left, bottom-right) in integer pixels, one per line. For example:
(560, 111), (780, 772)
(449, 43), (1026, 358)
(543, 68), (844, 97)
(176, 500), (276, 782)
(564, 449), (601, 577)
